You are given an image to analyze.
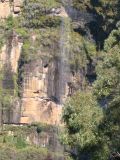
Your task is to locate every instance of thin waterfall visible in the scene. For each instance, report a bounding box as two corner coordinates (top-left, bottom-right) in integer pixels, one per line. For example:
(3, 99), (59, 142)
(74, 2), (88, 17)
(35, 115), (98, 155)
(53, 2), (72, 160)
(58, 12), (71, 104)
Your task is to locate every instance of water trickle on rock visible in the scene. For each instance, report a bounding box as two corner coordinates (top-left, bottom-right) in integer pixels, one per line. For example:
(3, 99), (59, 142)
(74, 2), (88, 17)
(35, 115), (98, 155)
(53, 2), (72, 160)
(58, 5), (71, 104)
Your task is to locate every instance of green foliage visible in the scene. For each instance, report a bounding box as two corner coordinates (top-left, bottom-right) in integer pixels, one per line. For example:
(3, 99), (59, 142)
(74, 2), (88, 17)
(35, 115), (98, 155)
(63, 92), (103, 149)
(0, 15), (19, 50)
(0, 145), (69, 160)
(0, 69), (14, 110)
(72, 0), (91, 10)
(72, 0), (120, 35)
(22, 0), (61, 29)
(0, 21), (6, 50)
(24, 0), (60, 11)
(94, 46), (120, 152)
(0, 94), (12, 109)
(37, 27), (60, 55)
(69, 32), (87, 70)
(13, 73), (19, 96)
(93, 22), (120, 156)
(98, 0), (120, 18)
(91, 142), (110, 160)
(21, 39), (36, 63)
(0, 146), (48, 160)
(104, 21), (120, 51)
(5, 16), (14, 31)
(83, 40), (97, 57)
(0, 124), (70, 160)
(0, 68), (19, 101)
(94, 47), (120, 99)
(0, 134), (27, 149)
(23, 15), (61, 28)
(15, 28), (29, 39)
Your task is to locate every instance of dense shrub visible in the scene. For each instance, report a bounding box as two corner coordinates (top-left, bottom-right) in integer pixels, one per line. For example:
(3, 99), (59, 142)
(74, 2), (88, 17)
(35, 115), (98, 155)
(22, 0), (61, 29)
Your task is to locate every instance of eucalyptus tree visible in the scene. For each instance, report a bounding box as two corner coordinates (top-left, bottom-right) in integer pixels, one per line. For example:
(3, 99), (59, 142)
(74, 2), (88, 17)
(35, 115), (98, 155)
(93, 21), (120, 156)
(62, 91), (103, 158)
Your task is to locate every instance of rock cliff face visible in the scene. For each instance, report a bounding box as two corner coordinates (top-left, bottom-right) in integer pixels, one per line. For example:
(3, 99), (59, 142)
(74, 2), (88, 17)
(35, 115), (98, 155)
(0, 0), (96, 125)
(0, 0), (71, 125)
(0, 32), (22, 123)
(0, 32), (64, 124)
(4, 124), (64, 155)
(20, 59), (63, 124)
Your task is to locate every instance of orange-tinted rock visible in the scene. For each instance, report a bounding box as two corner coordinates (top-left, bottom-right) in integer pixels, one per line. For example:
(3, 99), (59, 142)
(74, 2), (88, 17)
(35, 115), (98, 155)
(0, 0), (11, 18)
(20, 60), (63, 125)
(21, 98), (62, 125)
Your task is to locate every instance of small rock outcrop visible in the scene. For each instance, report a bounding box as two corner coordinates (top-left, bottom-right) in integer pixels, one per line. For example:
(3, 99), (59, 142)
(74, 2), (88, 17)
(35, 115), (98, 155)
(0, 0), (11, 18)
(13, 0), (22, 14)
(0, 0), (22, 18)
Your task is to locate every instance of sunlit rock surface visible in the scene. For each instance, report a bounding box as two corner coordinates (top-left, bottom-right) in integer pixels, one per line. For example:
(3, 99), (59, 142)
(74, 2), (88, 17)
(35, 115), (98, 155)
(20, 60), (63, 125)
(0, 0), (22, 18)
(0, 0), (11, 18)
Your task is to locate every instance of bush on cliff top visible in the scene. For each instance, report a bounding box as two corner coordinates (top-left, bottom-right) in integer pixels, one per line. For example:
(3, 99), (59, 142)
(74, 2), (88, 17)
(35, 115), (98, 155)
(22, 0), (61, 29)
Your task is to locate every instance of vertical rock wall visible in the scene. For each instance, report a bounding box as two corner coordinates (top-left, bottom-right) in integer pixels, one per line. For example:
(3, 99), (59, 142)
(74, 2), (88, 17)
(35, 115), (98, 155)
(20, 60), (63, 125)
(0, 0), (88, 125)
(0, 33), (22, 75)
(0, 33), (22, 123)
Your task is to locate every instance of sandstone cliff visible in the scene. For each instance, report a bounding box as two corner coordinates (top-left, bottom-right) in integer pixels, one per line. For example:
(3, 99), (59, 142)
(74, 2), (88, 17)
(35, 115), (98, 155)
(0, 0), (96, 125)
(0, 1), (67, 125)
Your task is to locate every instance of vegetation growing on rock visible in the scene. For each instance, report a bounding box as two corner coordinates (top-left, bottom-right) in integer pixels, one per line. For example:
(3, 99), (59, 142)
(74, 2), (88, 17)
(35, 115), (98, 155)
(0, 0), (120, 159)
